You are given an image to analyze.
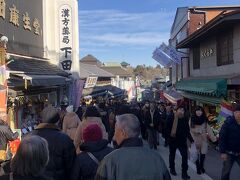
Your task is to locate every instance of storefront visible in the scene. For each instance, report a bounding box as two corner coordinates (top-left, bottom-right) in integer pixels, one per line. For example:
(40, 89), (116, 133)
(0, 0), (71, 129)
(176, 78), (232, 136)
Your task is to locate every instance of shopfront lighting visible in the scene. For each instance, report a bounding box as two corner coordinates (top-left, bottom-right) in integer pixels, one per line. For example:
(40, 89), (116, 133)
(0, 36), (8, 48)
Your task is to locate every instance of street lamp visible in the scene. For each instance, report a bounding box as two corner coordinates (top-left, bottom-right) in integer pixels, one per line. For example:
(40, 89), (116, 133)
(0, 36), (8, 48)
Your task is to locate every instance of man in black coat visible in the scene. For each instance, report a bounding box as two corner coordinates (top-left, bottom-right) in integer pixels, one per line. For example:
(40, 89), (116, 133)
(71, 124), (113, 180)
(31, 105), (76, 180)
(219, 104), (240, 180)
(145, 102), (161, 149)
(166, 106), (193, 180)
(0, 118), (18, 162)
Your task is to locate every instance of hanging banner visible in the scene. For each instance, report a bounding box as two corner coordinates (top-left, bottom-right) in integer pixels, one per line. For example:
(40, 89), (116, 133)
(74, 79), (85, 108)
(159, 42), (182, 64)
(59, 4), (73, 72)
(0, 89), (7, 113)
(0, 47), (7, 114)
(152, 48), (172, 67)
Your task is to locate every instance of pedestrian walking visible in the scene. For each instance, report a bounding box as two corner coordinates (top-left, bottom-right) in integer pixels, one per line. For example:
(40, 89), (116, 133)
(0, 118), (19, 162)
(145, 102), (161, 149)
(31, 105), (76, 180)
(158, 103), (167, 145)
(74, 106), (108, 153)
(165, 104), (174, 147)
(0, 135), (51, 180)
(190, 106), (217, 174)
(70, 124), (113, 180)
(62, 105), (81, 141)
(166, 106), (194, 179)
(95, 113), (171, 180)
(219, 103), (240, 180)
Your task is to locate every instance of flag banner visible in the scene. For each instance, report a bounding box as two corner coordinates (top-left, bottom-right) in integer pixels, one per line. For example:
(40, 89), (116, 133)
(0, 88), (7, 113)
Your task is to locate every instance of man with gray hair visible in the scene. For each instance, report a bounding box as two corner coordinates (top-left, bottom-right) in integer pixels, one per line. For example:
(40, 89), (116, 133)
(95, 113), (171, 180)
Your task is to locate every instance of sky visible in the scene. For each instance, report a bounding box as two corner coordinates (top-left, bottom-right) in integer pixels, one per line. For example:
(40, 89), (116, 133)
(78, 0), (240, 67)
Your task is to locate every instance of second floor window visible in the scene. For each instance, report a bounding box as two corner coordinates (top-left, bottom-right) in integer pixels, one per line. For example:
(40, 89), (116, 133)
(217, 29), (233, 66)
(193, 45), (200, 69)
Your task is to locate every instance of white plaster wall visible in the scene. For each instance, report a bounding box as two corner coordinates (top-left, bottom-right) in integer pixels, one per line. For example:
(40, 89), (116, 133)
(190, 24), (240, 77)
(43, 0), (80, 79)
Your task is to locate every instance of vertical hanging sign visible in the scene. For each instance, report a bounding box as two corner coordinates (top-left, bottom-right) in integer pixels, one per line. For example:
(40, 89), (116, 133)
(0, 47), (7, 114)
(59, 5), (72, 72)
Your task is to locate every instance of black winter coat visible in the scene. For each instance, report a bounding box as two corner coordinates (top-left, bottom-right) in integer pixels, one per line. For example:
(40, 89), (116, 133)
(219, 116), (240, 154)
(166, 116), (194, 146)
(70, 139), (113, 180)
(144, 110), (161, 130)
(31, 123), (76, 180)
(0, 174), (52, 180)
(0, 124), (18, 150)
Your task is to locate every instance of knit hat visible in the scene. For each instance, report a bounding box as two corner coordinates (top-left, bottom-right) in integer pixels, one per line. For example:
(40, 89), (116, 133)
(82, 124), (103, 142)
(41, 105), (59, 123)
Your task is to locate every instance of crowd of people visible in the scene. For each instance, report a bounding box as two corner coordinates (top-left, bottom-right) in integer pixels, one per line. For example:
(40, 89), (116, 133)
(0, 98), (239, 180)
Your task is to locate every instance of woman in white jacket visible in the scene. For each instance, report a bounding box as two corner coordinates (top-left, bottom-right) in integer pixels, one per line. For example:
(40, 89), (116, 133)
(190, 106), (217, 175)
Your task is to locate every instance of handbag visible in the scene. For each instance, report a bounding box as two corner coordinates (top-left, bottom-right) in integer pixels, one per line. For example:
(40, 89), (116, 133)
(189, 143), (199, 162)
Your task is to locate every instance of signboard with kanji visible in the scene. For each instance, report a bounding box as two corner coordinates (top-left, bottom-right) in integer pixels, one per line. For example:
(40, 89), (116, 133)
(84, 77), (98, 88)
(0, 0), (43, 57)
(59, 4), (73, 72)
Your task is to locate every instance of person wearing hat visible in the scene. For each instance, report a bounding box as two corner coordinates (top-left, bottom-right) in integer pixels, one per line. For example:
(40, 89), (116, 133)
(70, 124), (113, 180)
(219, 103), (240, 180)
(31, 105), (76, 180)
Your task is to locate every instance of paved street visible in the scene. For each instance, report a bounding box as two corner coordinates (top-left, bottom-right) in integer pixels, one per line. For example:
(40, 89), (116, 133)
(204, 146), (239, 180)
(145, 137), (239, 180)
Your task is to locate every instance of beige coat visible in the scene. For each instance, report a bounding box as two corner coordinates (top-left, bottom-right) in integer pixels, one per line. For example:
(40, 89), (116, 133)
(62, 112), (80, 141)
(190, 123), (217, 154)
(74, 117), (108, 151)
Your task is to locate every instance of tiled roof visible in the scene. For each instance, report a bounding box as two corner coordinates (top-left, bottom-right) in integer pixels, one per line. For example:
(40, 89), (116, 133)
(80, 63), (114, 78)
(80, 54), (102, 65)
(8, 58), (69, 77)
(101, 66), (132, 77)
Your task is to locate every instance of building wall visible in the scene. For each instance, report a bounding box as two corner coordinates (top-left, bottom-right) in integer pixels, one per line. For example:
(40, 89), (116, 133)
(190, 24), (240, 77)
(189, 12), (205, 35)
(43, 0), (80, 79)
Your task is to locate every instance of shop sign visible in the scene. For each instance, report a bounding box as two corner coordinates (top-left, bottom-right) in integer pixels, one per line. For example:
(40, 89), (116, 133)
(0, 0), (43, 57)
(201, 48), (214, 58)
(0, 1), (41, 35)
(84, 77), (98, 88)
(59, 4), (72, 72)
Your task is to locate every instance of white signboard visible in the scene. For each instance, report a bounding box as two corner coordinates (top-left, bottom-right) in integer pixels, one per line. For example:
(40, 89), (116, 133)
(159, 42), (182, 64)
(152, 48), (172, 67)
(84, 77), (98, 88)
(59, 5), (72, 72)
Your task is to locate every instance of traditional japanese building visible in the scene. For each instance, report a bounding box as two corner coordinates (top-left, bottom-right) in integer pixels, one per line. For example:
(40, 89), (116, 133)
(0, 0), (80, 129)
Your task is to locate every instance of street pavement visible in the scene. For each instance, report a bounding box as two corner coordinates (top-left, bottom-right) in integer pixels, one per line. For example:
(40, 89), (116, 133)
(204, 146), (239, 180)
(144, 137), (239, 180)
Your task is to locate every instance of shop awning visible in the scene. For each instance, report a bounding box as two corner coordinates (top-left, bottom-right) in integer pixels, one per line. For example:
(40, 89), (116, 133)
(181, 92), (223, 105)
(163, 88), (183, 105)
(176, 78), (227, 97)
(13, 74), (70, 86)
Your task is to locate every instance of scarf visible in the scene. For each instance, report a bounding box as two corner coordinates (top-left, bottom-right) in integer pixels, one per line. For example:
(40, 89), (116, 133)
(171, 115), (178, 138)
